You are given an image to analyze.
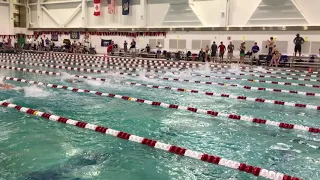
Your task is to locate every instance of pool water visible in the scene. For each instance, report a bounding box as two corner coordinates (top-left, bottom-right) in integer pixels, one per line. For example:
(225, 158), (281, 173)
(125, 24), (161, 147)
(0, 56), (319, 180)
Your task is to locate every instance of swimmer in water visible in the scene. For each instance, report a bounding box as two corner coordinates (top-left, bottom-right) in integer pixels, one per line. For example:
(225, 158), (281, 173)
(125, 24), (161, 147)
(66, 79), (83, 83)
(0, 83), (14, 90)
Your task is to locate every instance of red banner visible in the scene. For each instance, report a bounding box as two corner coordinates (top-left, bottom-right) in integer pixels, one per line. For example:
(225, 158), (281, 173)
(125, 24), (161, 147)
(94, 0), (101, 16)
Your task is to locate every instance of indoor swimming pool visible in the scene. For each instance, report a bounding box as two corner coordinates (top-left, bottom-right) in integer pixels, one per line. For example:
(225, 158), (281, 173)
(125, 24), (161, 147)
(0, 53), (319, 180)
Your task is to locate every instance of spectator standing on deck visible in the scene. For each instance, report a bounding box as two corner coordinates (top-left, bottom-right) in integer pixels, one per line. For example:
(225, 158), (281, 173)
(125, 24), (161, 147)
(146, 44), (150, 53)
(239, 42), (246, 64)
(211, 41), (217, 62)
(124, 40), (128, 56)
(205, 45), (210, 61)
(41, 37), (44, 51)
(252, 42), (260, 65)
(293, 34), (305, 59)
(227, 42), (234, 64)
(267, 37), (274, 55)
(199, 48), (204, 62)
(130, 39), (136, 58)
(45, 37), (50, 50)
(218, 42), (226, 63)
(156, 41), (162, 59)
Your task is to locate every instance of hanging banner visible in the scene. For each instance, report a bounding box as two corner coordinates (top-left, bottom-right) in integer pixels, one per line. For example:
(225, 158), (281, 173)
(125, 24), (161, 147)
(70, 32), (80, 39)
(122, 0), (129, 15)
(108, 0), (116, 14)
(94, 0), (101, 16)
(51, 34), (59, 41)
(101, 39), (112, 47)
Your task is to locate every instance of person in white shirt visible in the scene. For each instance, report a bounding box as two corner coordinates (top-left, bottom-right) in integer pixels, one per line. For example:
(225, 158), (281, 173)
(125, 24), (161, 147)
(27, 37), (33, 44)
(156, 42), (162, 59)
(83, 35), (90, 53)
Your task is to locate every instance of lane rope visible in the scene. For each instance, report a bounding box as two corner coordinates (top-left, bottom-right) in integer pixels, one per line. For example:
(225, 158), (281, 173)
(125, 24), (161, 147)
(4, 73), (319, 110)
(6, 76), (320, 134)
(0, 101), (301, 180)
(1, 65), (319, 98)
(9, 52), (319, 74)
(2, 52), (319, 76)
(4, 53), (320, 78)
(18, 58), (320, 82)
(1, 59), (319, 89)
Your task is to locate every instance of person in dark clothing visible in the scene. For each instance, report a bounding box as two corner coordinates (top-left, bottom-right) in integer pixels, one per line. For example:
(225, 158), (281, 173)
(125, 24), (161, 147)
(218, 42), (226, 63)
(130, 39), (136, 58)
(199, 48), (204, 62)
(41, 38), (44, 51)
(227, 42), (234, 64)
(146, 44), (150, 53)
(211, 41), (217, 62)
(124, 40), (128, 56)
(294, 34), (305, 59)
(251, 42), (260, 65)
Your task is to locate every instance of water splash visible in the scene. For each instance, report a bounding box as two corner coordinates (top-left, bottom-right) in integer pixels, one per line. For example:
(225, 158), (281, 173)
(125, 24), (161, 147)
(135, 69), (157, 83)
(24, 85), (51, 97)
(227, 64), (243, 74)
(84, 79), (105, 87)
(197, 62), (212, 74)
(60, 72), (74, 80)
(0, 76), (4, 84)
(61, 142), (82, 157)
(253, 66), (268, 73)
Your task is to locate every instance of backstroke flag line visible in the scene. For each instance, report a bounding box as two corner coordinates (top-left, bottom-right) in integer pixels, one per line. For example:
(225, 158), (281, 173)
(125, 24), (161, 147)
(94, 0), (101, 16)
(122, 0), (130, 15)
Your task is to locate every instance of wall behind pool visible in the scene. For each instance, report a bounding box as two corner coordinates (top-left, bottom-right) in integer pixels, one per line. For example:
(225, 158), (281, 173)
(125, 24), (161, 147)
(1, 0), (320, 56)
(34, 31), (320, 56)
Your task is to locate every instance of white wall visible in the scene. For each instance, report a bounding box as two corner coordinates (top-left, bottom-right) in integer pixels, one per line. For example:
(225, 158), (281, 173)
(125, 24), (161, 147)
(0, 3), (11, 34)
(229, 0), (320, 26)
(26, 0), (320, 28)
(36, 31), (320, 55)
(193, 0), (223, 26)
(294, 0), (320, 25)
(147, 1), (169, 27)
(228, 0), (260, 26)
(41, 3), (82, 28)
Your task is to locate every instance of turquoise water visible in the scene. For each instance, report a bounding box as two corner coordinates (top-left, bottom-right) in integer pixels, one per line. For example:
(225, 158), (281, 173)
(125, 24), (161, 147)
(0, 56), (319, 180)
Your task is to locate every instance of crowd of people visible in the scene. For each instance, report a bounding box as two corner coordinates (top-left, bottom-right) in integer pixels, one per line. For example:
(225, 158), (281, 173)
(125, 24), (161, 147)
(196, 34), (307, 67)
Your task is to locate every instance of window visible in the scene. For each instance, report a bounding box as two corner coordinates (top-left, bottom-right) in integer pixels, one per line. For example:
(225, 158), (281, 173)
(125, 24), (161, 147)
(169, 39), (186, 50)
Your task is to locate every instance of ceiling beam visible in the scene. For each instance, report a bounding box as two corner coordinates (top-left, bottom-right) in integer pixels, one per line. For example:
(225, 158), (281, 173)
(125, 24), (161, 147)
(41, 0), (82, 5)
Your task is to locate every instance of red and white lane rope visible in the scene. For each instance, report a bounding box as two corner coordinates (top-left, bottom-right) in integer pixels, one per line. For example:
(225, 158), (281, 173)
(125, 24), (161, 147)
(201, 72), (320, 82)
(118, 72), (320, 89)
(24, 58), (320, 82)
(6, 76), (320, 135)
(3, 52), (320, 74)
(4, 74), (320, 111)
(0, 65), (61, 75)
(0, 59), (141, 73)
(241, 66), (319, 75)
(32, 54), (320, 75)
(119, 72), (320, 96)
(0, 101), (301, 180)
(1, 65), (320, 98)
(14, 53), (229, 68)
(1, 59), (319, 89)
(116, 81), (320, 111)
(243, 69), (320, 78)
(9, 54), (320, 78)
(22, 58), (196, 70)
